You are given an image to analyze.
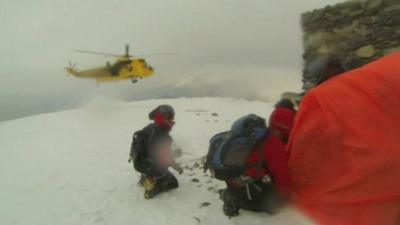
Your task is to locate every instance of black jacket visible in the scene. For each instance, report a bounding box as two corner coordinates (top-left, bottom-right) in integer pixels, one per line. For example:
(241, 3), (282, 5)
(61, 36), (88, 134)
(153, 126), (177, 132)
(133, 123), (173, 174)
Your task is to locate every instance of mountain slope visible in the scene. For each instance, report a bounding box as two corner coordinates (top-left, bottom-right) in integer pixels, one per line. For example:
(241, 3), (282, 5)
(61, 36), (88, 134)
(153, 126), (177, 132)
(0, 97), (313, 225)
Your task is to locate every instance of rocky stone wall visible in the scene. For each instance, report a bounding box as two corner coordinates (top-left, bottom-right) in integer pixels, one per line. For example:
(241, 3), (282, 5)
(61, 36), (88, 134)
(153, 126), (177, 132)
(301, 0), (400, 90)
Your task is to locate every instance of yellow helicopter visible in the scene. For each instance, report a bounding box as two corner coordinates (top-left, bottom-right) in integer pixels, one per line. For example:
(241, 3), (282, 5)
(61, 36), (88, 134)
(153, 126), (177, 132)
(65, 45), (158, 83)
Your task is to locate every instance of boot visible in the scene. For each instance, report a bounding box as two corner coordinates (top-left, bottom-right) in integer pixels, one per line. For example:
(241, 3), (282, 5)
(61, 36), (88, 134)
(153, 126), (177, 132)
(143, 177), (157, 199)
(137, 174), (146, 186)
(219, 189), (239, 218)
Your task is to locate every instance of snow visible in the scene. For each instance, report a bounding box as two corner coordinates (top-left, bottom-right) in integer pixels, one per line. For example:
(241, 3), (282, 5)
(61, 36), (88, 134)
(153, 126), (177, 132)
(0, 97), (314, 225)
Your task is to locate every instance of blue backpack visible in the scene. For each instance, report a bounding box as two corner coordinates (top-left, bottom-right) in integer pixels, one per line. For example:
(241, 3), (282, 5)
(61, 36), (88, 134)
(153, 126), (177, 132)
(205, 114), (267, 180)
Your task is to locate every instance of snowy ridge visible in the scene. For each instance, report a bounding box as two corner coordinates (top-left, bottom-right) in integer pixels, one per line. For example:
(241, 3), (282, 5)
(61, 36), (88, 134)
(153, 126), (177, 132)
(157, 66), (302, 102)
(0, 97), (314, 225)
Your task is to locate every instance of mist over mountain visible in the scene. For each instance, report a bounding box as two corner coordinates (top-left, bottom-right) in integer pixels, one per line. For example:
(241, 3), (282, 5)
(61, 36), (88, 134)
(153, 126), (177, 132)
(0, 0), (341, 121)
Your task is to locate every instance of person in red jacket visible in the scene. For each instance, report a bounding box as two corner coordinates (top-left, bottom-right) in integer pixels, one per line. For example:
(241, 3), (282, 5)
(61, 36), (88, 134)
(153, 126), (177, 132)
(265, 98), (296, 194)
(220, 98), (296, 217)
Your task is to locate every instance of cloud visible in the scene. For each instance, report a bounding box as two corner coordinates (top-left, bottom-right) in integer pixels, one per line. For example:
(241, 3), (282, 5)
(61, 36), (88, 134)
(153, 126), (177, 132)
(0, 0), (342, 121)
(128, 64), (302, 102)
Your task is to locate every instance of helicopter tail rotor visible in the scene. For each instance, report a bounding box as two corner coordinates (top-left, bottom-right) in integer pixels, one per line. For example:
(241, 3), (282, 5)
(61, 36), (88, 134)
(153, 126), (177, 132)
(65, 61), (78, 75)
(68, 61), (77, 68)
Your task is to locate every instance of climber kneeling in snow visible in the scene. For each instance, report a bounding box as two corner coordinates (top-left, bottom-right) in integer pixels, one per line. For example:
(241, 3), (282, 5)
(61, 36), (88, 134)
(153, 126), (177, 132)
(205, 101), (296, 217)
(129, 104), (183, 199)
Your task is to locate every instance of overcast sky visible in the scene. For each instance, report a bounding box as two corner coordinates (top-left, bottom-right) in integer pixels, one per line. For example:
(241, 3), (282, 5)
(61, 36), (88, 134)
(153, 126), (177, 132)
(0, 0), (343, 121)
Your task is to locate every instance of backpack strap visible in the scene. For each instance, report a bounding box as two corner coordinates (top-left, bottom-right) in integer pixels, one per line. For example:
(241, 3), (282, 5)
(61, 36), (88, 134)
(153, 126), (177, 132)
(253, 130), (272, 182)
(130, 124), (154, 160)
(244, 130), (270, 178)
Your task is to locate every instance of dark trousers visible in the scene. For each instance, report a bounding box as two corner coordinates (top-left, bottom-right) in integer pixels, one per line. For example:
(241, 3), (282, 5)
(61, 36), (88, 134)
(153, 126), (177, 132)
(224, 181), (286, 214)
(134, 158), (178, 195)
(151, 170), (178, 193)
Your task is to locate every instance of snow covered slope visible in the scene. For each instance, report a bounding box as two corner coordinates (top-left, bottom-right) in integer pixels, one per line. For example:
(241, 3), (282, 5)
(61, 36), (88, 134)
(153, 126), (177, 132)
(0, 97), (313, 225)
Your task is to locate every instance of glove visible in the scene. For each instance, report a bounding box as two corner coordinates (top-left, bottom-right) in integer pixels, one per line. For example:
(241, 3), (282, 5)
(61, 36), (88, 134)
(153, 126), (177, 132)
(262, 174), (271, 183)
(172, 163), (184, 174)
(177, 167), (183, 174)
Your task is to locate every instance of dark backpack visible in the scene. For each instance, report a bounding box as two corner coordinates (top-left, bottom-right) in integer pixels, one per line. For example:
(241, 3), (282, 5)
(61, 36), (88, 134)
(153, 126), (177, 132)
(130, 128), (150, 173)
(130, 130), (146, 159)
(204, 114), (267, 180)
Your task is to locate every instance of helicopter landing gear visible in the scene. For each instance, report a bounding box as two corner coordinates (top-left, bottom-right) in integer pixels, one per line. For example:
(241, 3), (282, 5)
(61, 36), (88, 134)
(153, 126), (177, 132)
(131, 78), (138, 83)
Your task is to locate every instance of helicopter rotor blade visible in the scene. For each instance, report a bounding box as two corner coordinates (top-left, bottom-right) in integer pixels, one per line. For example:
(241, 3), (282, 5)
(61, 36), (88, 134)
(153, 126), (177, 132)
(74, 46), (176, 58)
(133, 52), (178, 57)
(75, 49), (121, 57)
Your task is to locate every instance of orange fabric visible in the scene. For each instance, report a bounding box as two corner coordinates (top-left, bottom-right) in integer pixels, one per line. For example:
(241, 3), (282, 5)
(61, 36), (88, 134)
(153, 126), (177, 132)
(287, 53), (400, 225)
